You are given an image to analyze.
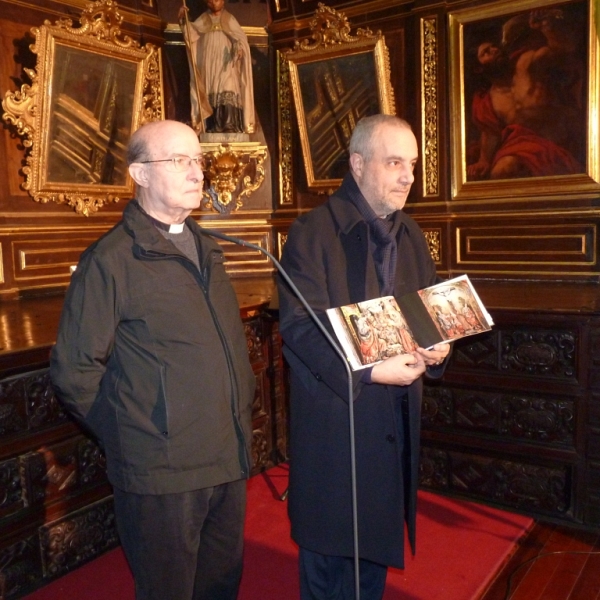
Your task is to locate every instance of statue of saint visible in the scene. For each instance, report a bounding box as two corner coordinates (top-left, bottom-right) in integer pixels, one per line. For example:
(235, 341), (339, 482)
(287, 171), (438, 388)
(179, 0), (255, 135)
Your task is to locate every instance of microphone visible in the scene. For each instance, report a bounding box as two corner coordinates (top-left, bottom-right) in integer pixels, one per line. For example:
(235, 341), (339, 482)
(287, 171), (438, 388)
(200, 227), (362, 600)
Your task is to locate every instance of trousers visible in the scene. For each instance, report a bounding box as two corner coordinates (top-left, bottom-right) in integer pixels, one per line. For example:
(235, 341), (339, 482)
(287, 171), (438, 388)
(299, 547), (388, 600)
(113, 479), (246, 600)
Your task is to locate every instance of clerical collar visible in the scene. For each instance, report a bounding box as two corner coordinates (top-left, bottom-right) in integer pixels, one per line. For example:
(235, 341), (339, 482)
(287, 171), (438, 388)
(137, 201), (186, 234)
(149, 215), (185, 234)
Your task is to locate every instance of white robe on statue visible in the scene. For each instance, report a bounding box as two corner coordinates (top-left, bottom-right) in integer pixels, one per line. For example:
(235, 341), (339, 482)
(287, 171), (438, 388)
(184, 9), (255, 134)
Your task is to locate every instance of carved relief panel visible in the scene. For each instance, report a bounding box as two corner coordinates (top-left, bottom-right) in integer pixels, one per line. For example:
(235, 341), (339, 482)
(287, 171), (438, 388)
(420, 446), (571, 517)
(449, 326), (578, 382)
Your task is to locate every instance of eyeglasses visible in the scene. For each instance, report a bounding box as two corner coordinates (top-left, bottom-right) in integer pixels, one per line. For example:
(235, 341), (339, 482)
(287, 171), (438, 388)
(140, 155), (206, 173)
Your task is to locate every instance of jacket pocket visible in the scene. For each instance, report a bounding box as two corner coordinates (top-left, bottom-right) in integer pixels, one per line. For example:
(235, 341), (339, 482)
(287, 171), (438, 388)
(150, 365), (169, 435)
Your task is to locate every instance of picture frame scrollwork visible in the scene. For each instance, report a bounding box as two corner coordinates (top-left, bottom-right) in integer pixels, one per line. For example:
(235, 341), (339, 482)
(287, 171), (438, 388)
(2, 0), (163, 216)
(285, 3), (396, 193)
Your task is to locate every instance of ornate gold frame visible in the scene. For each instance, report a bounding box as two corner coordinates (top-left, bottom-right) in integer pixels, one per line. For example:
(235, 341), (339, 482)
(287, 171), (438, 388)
(448, 0), (599, 203)
(2, 0), (163, 216)
(285, 3), (396, 192)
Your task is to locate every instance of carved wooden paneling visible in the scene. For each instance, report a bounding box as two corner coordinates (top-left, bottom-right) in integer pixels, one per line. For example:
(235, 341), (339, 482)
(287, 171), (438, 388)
(450, 326), (578, 382)
(588, 329), (600, 390)
(251, 371), (268, 422)
(587, 393), (600, 460)
(245, 317), (264, 365)
(421, 16), (439, 198)
(24, 371), (66, 431)
(444, 329), (498, 370)
(268, 318), (288, 461)
(501, 329), (577, 380)
(423, 385), (575, 446)
(247, 313), (274, 473)
(419, 299), (598, 526)
(0, 458), (23, 519)
(0, 535), (42, 600)
(0, 380), (28, 437)
(39, 497), (118, 579)
(252, 419), (271, 472)
(20, 435), (105, 510)
(0, 369), (67, 439)
(422, 228), (441, 264)
(420, 446), (571, 516)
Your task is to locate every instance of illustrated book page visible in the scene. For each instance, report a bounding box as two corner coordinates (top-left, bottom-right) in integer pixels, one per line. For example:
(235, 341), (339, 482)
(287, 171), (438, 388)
(326, 275), (494, 371)
(326, 296), (419, 371)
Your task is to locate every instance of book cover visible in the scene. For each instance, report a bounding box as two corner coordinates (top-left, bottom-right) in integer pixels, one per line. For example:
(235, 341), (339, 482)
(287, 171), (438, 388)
(326, 275), (493, 371)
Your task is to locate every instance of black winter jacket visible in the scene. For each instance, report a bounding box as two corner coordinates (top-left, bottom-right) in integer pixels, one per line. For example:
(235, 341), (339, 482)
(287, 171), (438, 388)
(50, 201), (255, 495)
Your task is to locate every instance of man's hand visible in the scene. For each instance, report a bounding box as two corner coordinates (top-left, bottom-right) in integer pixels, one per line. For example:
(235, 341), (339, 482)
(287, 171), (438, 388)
(416, 343), (450, 367)
(370, 352), (426, 386)
(178, 5), (188, 21)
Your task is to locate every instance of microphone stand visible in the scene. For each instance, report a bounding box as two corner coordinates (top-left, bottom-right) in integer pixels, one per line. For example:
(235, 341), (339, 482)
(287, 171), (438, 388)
(200, 227), (362, 600)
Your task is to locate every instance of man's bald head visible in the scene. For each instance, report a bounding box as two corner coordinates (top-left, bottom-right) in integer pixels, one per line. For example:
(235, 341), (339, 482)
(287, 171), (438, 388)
(127, 120), (197, 165)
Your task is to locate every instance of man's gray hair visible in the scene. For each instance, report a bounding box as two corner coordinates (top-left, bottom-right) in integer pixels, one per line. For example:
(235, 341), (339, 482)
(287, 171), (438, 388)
(348, 114), (412, 162)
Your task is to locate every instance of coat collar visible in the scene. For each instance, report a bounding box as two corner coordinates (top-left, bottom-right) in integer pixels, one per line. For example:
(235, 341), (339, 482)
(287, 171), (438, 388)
(123, 200), (170, 251)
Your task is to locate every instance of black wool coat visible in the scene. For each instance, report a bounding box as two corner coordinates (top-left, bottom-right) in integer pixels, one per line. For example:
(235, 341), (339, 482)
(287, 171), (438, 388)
(278, 180), (445, 568)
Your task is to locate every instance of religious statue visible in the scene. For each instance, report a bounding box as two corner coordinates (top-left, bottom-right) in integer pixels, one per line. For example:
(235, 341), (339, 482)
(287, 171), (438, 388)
(179, 0), (255, 135)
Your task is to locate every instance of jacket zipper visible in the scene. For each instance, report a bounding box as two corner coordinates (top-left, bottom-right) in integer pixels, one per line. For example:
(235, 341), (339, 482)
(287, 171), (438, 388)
(140, 244), (251, 478)
(201, 250), (251, 478)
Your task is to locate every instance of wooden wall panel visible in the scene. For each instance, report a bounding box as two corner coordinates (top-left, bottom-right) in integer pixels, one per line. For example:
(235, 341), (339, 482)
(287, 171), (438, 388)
(10, 234), (104, 281)
(190, 225), (275, 276)
(0, 229), (109, 296)
(420, 301), (600, 527)
(454, 221), (598, 279)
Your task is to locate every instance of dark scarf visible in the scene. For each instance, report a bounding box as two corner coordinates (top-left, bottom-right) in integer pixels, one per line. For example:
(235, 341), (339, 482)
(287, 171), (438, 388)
(342, 174), (401, 296)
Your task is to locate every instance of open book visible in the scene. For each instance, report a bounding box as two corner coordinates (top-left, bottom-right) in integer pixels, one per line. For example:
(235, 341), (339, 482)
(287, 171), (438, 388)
(326, 275), (493, 371)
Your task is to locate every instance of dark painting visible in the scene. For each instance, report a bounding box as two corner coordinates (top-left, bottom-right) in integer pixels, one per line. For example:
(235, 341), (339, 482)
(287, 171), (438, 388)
(462, 1), (587, 182)
(296, 53), (379, 181)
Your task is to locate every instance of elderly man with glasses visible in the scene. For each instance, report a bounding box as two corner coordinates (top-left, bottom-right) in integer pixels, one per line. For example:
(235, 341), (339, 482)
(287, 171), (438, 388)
(50, 119), (256, 600)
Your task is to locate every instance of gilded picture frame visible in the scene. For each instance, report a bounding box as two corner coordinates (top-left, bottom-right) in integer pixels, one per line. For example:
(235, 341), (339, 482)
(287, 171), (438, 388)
(2, 0), (163, 216)
(286, 4), (395, 192)
(448, 0), (599, 202)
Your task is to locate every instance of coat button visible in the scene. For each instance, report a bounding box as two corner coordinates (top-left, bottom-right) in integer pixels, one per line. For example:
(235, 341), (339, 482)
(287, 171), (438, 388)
(386, 434), (395, 443)
(314, 373), (323, 381)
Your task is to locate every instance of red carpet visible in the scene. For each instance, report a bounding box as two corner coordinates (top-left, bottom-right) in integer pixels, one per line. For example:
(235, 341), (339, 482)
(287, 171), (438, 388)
(24, 465), (532, 600)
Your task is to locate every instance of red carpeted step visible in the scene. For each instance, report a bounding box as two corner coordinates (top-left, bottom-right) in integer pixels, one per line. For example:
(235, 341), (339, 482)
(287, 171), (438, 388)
(24, 464), (532, 600)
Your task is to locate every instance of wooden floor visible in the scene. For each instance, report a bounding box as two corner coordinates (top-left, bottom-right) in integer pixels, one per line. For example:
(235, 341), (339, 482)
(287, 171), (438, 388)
(480, 521), (600, 599)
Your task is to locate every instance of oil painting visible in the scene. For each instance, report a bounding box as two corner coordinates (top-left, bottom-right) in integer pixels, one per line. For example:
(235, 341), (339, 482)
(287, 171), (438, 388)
(449, 0), (599, 201)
